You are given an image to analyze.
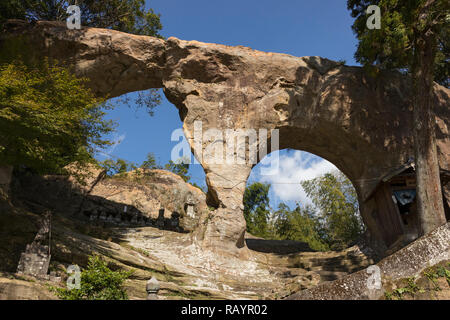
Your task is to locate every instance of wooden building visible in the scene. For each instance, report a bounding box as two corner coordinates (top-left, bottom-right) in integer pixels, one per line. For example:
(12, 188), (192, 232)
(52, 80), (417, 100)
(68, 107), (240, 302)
(365, 160), (449, 250)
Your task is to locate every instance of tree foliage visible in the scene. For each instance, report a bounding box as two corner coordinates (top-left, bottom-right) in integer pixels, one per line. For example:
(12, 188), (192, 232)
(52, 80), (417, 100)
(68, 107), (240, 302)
(347, 0), (449, 87)
(1, 0), (163, 37)
(164, 157), (191, 182)
(55, 255), (132, 300)
(99, 154), (195, 184)
(301, 171), (364, 249)
(140, 152), (161, 171)
(99, 158), (136, 177)
(0, 60), (114, 174)
(243, 172), (364, 251)
(274, 203), (330, 251)
(243, 182), (273, 238)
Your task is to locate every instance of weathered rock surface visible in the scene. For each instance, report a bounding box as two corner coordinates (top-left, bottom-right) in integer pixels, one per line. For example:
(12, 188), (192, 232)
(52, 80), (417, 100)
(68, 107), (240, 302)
(0, 273), (58, 300)
(12, 167), (207, 232)
(82, 169), (207, 232)
(2, 20), (449, 255)
(286, 222), (450, 300)
(0, 192), (375, 300)
(4, 180), (448, 300)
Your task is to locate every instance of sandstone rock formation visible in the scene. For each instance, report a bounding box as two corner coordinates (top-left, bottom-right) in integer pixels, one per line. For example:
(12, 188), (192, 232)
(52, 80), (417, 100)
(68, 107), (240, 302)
(84, 169), (207, 231)
(12, 166), (206, 232)
(0, 199), (373, 300)
(0, 274), (58, 300)
(2, 20), (449, 256)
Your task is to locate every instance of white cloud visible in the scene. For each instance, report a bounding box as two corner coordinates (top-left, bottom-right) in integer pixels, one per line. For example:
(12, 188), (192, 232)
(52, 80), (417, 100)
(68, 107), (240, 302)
(97, 133), (126, 159)
(249, 150), (338, 206)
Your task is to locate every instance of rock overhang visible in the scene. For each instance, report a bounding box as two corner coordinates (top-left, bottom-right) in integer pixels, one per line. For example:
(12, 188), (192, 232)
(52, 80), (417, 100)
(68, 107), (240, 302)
(1, 20), (449, 253)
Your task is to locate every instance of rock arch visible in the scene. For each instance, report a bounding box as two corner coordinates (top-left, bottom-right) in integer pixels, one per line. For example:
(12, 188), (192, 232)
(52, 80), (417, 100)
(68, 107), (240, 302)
(3, 21), (449, 255)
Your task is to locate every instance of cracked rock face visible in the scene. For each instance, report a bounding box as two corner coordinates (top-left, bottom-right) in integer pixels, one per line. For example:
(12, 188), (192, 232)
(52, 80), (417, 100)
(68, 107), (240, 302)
(2, 21), (449, 255)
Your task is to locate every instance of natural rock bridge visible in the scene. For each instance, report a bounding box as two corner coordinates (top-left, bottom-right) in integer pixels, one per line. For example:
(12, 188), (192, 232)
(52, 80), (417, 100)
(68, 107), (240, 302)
(3, 21), (449, 256)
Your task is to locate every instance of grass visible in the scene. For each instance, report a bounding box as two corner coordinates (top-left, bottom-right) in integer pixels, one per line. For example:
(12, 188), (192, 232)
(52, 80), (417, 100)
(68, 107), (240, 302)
(385, 263), (450, 300)
(119, 243), (151, 257)
(423, 264), (450, 291)
(10, 273), (36, 283)
(384, 277), (424, 300)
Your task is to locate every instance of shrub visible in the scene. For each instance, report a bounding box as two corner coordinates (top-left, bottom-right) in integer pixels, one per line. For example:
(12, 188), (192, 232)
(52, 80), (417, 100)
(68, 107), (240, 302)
(56, 255), (132, 300)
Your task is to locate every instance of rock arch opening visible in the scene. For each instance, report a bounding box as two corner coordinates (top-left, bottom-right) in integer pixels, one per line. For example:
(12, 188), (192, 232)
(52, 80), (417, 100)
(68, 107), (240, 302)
(244, 148), (364, 253)
(5, 21), (448, 256)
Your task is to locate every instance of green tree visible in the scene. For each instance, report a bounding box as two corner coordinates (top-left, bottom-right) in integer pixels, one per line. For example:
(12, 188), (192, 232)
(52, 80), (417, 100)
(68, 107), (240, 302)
(0, 0), (28, 24)
(243, 173), (363, 250)
(0, 60), (114, 175)
(141, 152), (161, 171)
(55, 255), (132, 300)
(164, 157), (191, 182)
(1, 0), (163, 37)
(347, 0), (448, 235)
(301, 171), (364, 249)
(243, 182), (273, 238)
(100, 158), (135, 177)
(274, 203), (330, 251)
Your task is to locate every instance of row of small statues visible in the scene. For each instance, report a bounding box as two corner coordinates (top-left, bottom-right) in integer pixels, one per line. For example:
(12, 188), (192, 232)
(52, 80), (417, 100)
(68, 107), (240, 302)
(82, 208), (180, 230)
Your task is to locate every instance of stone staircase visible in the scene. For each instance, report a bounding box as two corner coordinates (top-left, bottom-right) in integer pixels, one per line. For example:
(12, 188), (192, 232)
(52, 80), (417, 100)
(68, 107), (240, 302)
(256, 242), (375, 283)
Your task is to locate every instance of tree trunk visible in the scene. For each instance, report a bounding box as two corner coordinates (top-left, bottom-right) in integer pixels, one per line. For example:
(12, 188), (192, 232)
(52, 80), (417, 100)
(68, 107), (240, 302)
(412, 31), (446, 236)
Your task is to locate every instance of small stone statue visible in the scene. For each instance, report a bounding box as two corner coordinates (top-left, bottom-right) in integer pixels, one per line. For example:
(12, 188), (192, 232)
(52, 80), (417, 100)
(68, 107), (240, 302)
(99, 211), (107, 221)
(156, 208), (165, 228)
(146, 277), (160, 300)
(106, 215), (114, 224)
(90, 209), (98, 221)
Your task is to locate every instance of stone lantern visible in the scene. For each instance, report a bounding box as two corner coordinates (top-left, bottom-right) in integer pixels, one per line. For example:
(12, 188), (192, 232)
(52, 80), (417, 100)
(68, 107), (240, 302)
(184, 193), (196, 219)
(146, 277), (160, 300)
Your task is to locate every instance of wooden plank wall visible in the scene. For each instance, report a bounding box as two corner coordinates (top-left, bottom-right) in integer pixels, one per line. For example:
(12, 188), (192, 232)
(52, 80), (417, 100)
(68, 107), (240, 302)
(374, 182), (405, 247)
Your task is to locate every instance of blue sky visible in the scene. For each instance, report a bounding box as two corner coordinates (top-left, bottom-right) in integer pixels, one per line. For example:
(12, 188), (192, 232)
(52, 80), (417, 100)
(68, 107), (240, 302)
(96, 0), (359, 209)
